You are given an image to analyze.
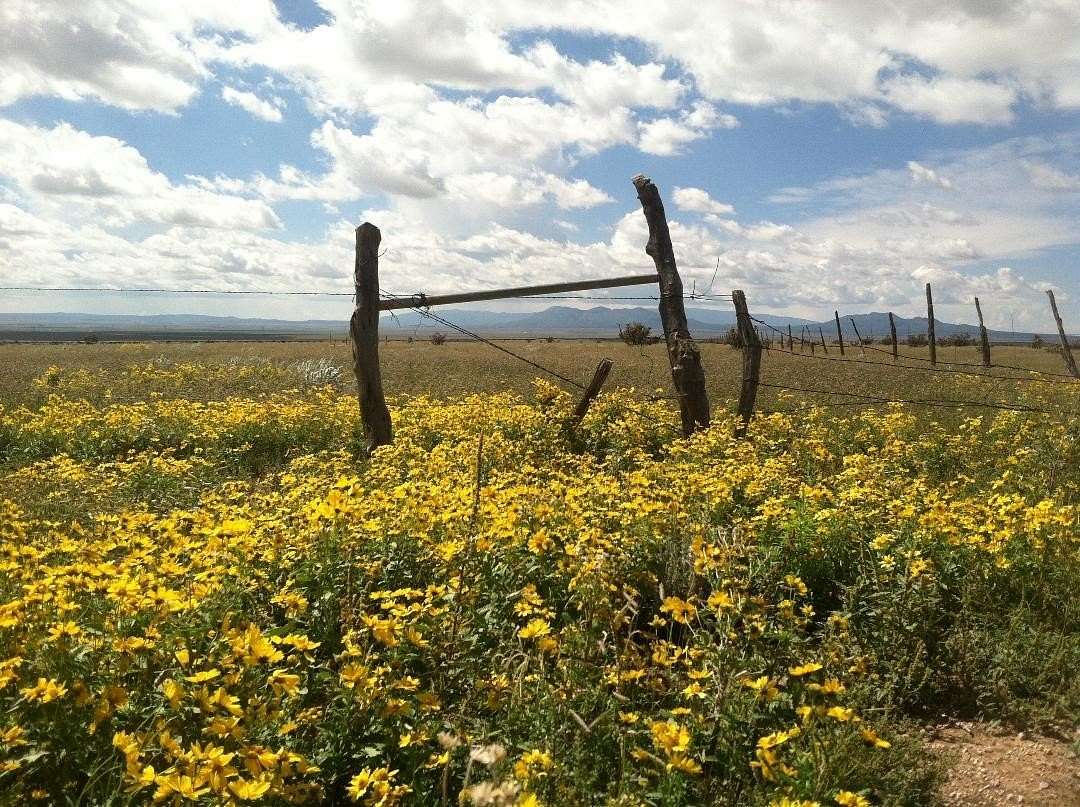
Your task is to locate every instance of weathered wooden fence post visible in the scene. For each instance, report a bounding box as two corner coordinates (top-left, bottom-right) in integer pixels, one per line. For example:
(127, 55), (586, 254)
(974, 296), (991, 368)
(849, 317), (867, 357)
(351, 222), (393, 452)
(732, 289), (762, 437)
(568, 358), (614, 429)
(888, 312), (898, 361)
(834, 311), (845, 356)
(1046, 289), (1079, 378)
(926, 283), (937, 366)
(818, 327), (828, 354)
(632, 174), (710, 435)
(787, 324), (794, 352)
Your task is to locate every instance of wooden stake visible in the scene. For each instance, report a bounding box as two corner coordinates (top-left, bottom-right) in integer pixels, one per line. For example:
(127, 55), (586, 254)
(834, 311), (845, 356)
(926, 283), (937, 366)
(1046, 289), (1079, 378)
(633, 174), (710, 435)
(849, 317), (867, 357)
(732, 289), (761, 437)
(818, 327), (828, 355)
(888, 312), (898, 362)
(569, 358), (614, 429)
(974, 296), (991, 368)
(787, 324), (794, 352)
(350, 223), (393, 452)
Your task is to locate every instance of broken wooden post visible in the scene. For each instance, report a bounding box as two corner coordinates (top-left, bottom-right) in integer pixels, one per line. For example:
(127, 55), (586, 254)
(732, 289), (761, 437)
(974, 297), (991, 368)
(633, 174), (710, 435)
(569, 358), (614, 429)
(351, 222), (393, 452)
(1046, 289), (1079, 378)
(818, 327), (828, 355)
(926, 283), (937, 366)
(888, 312), (898, 361)
(834, 311), (845, 356)
(849, 317), (867, 357)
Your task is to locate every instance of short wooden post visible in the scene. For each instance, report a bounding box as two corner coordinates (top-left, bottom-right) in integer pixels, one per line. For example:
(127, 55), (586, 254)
(732, 289), (761, 437)
(818, 327), (828, 354)
(834, 311), (845, 356)
(1046, 289), (1079, 378)
(926, 283), (937, 366)
(351, 223), (393, 452)
(787, 324), (794, 352)
(849, 317), (867, 357)
(569, 358), (614, 428)
(974, 297), (991, 368)
(888, 312), (898, 361)
(633, 174), (710, 435)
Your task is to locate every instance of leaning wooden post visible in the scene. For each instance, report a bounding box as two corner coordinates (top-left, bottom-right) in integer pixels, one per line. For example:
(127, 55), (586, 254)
(732, 290), (762, 437)
(849, 317), (867, 357)
(888, 312), (898, 361)
(834, 311), (845, 356)
(351, 222), (393, 452)
(926, 283), (937, 366)
(568, 358), (614, 429)
(818, 327), (828, 355)
(632, 174), (710, 435)
(1046, 289), (1079, 378)
(974, 297), (991, 368)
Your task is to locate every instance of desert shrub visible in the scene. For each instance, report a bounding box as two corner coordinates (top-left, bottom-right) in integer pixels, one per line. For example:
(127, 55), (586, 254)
(1032, 334), (1045, 350)
(431, 332), (447, 345)
(943, 332), (975, 347)
(907, 333), (928, 347)
(619, 321), (652, 346)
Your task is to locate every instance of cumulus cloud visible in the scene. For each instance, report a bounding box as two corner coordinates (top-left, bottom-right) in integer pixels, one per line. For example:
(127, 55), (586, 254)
(0, 120), (281, 231)
(672, 187), (735, 216)
(221, 86), (284, 122)
(907, 161), (954, 190)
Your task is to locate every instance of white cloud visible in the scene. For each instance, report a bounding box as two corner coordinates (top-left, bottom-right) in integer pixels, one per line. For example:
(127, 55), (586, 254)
(907, 161), (954, 190)
(672, 187), (735, 216)
(1025, 161), (1080, 191)
(638, 102), (736, 156)
(881, 74), (1016, 125)
(221, 86), (284, 122)
(0, 0), (281, 112)
(0, 120), (281, 231)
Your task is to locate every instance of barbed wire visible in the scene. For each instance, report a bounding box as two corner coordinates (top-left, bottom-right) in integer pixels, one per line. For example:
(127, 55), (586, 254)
(750, 316), (1079, 383)
(756, 381), (1055, 414)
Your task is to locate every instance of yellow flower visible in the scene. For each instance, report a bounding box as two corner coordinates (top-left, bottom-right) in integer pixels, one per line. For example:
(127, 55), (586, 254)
(789, 662), (823, 677)
(518, 619), (552, 640)
(21, 678), (67, 704)
(835, 792), (871, 807)
(660, 596), (698, 624)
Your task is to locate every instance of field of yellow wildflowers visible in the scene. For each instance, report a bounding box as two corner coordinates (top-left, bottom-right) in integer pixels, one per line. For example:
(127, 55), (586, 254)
(0, 346), (1077, 806)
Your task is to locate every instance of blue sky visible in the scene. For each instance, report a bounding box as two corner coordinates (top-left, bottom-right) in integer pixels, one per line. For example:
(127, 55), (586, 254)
(1, 1), (1079, 332)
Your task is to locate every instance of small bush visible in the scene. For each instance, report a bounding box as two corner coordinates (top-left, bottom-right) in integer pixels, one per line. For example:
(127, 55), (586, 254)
(1031, 334), (1045, 350)
(619, 322), (652, 346)
(943, 332), (975, 347)
(431, 332), (447, 345)
(82, 333), (99, 345)
(907, 333), (929, 347)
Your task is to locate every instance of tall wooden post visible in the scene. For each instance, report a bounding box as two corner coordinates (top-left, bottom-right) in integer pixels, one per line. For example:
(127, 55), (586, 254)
(733, 290), (761, 437)
(787, 324), (794, 352)
(351, 223), (393, 452)
(834, 311), (845, 356)
(974, 297), (991, 368)
(818, 327), (828, 354)
(926, 283), (937, 366)
(1046, 289), (1079, 378)
(633, 174), (710, 435)
(888, 312), (898, 361)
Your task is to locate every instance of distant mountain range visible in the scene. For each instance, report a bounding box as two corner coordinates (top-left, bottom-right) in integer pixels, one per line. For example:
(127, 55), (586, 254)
(0, 308), (1066, 342)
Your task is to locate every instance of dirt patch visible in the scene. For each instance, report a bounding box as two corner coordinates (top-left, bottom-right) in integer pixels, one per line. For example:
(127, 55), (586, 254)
(929, 722), (1080, 806)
